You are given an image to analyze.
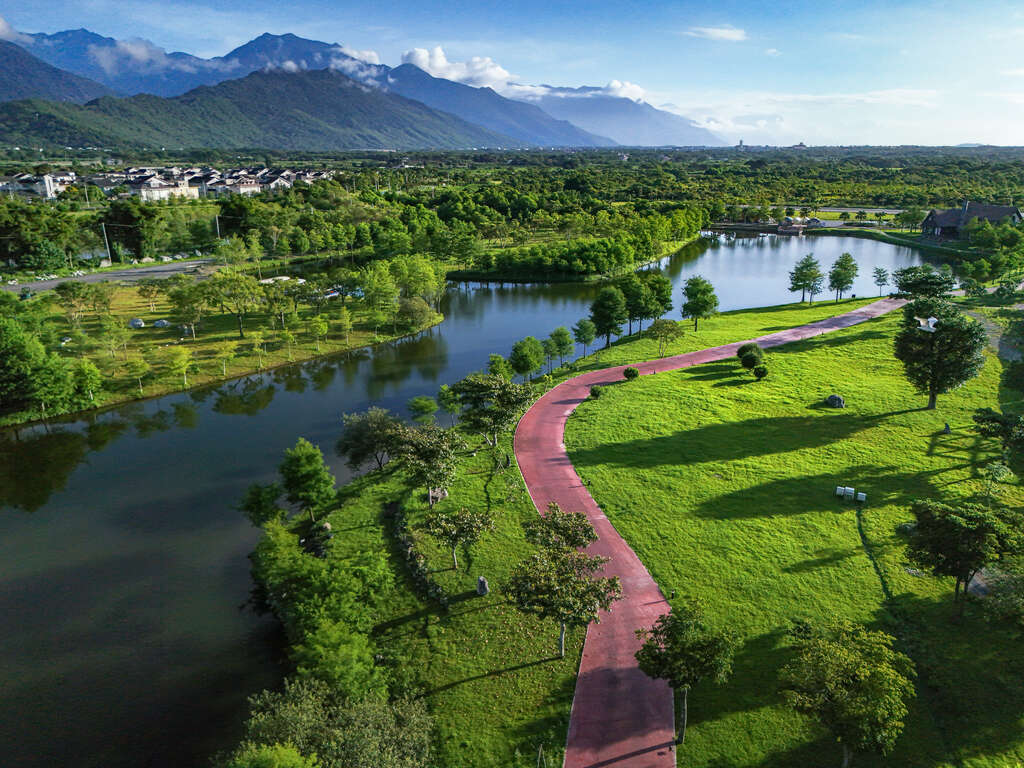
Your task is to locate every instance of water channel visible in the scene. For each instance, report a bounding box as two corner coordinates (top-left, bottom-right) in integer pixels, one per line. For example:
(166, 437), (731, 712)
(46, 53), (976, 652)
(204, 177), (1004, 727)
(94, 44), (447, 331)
(0, 235), (924, 768)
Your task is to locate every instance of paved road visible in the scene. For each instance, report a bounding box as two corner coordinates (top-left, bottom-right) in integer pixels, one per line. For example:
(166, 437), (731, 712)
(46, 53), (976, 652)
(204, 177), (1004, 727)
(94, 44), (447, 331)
(2, 260), (213, 293)
(514, 297), (906, 768)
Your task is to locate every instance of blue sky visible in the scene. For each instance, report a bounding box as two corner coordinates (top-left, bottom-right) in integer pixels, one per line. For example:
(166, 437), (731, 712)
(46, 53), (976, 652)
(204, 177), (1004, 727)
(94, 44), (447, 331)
(3, 0), (1024, 145)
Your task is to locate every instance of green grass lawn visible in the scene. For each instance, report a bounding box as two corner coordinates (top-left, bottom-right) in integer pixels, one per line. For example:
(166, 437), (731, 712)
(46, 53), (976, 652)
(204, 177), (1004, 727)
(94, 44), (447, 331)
(318, 435), (583, 767)
(577, 297), (877, 369)
(270, 298), (894, 766)
(564, 311), (1024, 768)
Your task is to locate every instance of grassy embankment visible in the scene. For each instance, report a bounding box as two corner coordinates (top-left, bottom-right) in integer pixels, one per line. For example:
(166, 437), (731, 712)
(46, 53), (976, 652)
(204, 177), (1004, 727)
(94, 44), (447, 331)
(268, 298), (884, 767)
(565, 308), (1024, 767)
(1, 285), (441, 427)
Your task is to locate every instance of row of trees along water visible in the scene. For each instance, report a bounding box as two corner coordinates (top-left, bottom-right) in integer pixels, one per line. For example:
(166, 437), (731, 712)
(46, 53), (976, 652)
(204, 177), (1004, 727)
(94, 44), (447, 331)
(221, 257), (1024, 767)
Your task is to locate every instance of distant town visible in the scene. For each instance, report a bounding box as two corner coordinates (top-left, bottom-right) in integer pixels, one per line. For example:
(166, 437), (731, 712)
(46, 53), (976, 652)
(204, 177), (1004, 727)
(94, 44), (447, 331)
(0, 166), (338, 201)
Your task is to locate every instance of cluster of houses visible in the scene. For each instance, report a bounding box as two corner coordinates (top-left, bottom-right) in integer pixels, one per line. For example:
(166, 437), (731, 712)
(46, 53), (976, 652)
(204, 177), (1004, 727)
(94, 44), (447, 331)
(0, 166), (336, 202)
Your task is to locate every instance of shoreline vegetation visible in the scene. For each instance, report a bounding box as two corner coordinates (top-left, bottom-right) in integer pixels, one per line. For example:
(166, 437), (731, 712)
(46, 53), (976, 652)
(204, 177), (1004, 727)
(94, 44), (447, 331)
(234, 297), (888, 767)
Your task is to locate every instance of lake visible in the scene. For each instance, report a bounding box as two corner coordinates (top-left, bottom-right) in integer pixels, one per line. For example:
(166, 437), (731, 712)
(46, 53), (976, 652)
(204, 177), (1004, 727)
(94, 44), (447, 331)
(0, 235), (923, 768)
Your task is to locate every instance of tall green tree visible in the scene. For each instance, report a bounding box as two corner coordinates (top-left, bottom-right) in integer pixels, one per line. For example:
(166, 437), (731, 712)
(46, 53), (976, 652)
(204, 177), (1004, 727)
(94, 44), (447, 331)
(437, 384), (460, 425)
(893, 265), (955, 298)
(635, 603), (738, 746)
(572, 318), (597, 357)
(504, 548), (622, 658)
(210, 270), (261, 339)
(872, 266), (889, 296)
(424, 507), (494, 570)
(590, 286), (628, 347)
(648, 318), (683, 357)
(450, 373), (533, 446)
(828, 253), (858, 302)
(509, 336), (545, 381)
(549, 326), (575, 366)
(907, 499), (1021, 611)
(394, 425), (465, 508)
(789, 254), (824, 303)
(337, 408), (404, 471)
(163, 346), (193, 389)
(893, 299), (986, 409)
(279, 438), (336, 522)
(780, 621), (916, 768)
(523, 502), (597, 550)
(407, 395), (438, 425)
(0, 316), (46, 413)
(680, 275), (719, 331)
(486, 353), (514, 381)
(239, 677), (432, 768)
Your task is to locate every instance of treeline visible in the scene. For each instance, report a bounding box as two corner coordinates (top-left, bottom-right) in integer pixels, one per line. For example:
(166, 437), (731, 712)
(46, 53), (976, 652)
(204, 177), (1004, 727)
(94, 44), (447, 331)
(0, 253), (446, 423)
(460, 208), (707, 279)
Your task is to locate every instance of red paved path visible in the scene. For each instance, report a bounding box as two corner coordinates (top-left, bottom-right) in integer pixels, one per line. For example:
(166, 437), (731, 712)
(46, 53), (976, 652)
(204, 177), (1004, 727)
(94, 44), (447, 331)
(513, 298), (905, 768)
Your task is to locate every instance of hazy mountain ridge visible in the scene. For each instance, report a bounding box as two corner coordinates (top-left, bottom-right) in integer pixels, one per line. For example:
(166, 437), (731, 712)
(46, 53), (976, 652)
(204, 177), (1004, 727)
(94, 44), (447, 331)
(0, 40), (114, 103)
(0, 68), (524, 150)
(7, 25), (722, 147)
(521, 86), (725, 147)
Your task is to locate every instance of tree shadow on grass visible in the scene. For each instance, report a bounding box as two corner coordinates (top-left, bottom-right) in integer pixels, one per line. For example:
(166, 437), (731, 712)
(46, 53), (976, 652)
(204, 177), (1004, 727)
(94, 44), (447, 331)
(421, 655), (558, 696)
(864, 592), (1024, 767)
(684, 363), (737, 382)
(764, 328), (890, 354)
(781, 547), (860, 573)
(570, 413), (897, 471)
(507, 673), (576, 765)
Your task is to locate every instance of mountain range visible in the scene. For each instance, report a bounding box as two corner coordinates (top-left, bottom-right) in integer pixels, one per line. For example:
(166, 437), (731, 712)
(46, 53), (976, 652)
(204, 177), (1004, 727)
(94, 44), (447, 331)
(0, 69), (520, 150)
(1, 26), (724, 149)
(0, 40), (112, 103)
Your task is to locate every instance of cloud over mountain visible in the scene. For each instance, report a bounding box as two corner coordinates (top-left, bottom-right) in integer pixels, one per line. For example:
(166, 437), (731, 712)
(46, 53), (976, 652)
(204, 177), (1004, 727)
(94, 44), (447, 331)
(401, 46), (514, 89)
(0, 14), (29, 44)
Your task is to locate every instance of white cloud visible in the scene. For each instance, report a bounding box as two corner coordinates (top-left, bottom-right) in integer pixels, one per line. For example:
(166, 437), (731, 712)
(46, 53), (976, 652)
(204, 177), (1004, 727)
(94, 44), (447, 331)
(1002, 68), (1024, 77)
(765, 48), (781, 57)
(335, 45), (380, 65)
(601, 80), (646, 101)
(401, 45), (514, 89)
(0, 14), (30, 44)
(686, 26), (747, 42)
(88, 39), (187, 74)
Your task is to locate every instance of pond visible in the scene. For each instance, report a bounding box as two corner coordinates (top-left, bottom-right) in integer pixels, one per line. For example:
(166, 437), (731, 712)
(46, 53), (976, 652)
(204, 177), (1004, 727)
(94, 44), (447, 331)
(0, 235), (923, 768)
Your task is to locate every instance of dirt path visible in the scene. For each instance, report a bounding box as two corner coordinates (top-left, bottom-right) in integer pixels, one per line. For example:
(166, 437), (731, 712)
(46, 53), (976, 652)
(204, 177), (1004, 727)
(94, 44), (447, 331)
(513, 298), (905, 768)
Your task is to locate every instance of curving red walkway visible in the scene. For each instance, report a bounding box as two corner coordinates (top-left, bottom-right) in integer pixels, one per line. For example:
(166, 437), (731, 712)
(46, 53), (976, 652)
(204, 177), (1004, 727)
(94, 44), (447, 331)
(513, 298), (905, 768)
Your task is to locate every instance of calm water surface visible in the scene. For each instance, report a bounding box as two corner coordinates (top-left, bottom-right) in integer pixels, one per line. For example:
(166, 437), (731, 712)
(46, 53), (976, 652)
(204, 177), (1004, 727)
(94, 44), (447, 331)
(0, 236), (923, 767)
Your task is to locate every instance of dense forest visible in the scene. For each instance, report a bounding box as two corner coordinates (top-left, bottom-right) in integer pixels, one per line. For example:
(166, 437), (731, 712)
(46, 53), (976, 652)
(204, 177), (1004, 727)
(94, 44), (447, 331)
(3, 148), (1024, 425)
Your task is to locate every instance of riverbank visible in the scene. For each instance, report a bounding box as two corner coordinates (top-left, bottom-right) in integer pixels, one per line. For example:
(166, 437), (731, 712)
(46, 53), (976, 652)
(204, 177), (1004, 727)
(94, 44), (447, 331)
(237, 296), (885, 767)
(0, 288), (444, 429)
(445, 237), (700, 283)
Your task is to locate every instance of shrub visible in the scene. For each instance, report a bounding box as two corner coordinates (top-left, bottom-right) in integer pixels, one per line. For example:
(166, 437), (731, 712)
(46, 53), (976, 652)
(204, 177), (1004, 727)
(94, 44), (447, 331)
(623, 366), (640, 380)
(589, 385), (604, 399)
(736, 342), (762, 361)
(740, 352), (760, 371)
(754, 365), (768, 380)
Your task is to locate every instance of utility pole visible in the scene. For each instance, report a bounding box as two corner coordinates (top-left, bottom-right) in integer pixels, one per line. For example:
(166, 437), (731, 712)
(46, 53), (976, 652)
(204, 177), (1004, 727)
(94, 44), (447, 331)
(215, 214), (221, 239)
(100, 222), (112, 263)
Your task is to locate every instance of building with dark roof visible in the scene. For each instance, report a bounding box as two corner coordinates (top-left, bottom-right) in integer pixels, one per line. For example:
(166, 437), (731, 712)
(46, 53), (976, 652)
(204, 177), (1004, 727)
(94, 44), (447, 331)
(921, 201), (1023, 238)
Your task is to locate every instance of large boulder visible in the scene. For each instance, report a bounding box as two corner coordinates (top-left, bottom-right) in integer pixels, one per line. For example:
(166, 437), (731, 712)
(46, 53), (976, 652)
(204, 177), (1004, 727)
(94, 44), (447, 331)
(825, 394), (845, 408)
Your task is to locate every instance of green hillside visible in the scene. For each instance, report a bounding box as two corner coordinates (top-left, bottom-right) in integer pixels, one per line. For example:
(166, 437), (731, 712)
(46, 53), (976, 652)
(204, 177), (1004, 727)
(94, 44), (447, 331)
(0, 68), (524, 150)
